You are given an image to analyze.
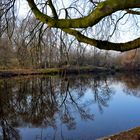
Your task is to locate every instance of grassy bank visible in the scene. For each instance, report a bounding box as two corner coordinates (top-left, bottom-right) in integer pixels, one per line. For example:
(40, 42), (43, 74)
(0, 66), (115, 77)
(0, 66), (140, 77)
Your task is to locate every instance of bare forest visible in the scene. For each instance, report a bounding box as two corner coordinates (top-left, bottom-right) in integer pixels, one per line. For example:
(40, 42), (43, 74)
(1, 0), (140, 71)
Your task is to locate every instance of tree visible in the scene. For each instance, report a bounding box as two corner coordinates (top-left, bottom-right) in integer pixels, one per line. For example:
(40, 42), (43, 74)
(0, 0), (16, 38)
(0, 37), (14, 68)
(25, 0), (140, 52)
(2, 0), (140, 52)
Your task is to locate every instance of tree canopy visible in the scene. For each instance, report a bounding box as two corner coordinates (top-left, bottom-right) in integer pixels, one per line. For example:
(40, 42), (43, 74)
(2, 0), (140, 52)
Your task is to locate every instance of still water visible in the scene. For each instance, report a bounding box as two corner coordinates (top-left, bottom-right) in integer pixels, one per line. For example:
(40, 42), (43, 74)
(1, 74), (140, 140)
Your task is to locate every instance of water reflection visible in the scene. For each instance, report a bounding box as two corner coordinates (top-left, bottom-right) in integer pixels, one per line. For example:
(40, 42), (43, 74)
(0, 74), (140, 140)
(114, 74), (140, 97)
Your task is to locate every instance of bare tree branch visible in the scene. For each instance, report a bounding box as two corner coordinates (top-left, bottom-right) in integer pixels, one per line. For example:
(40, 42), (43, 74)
(26, 0), (140, 28)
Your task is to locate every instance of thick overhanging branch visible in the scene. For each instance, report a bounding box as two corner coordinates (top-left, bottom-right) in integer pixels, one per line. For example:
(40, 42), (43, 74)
(26, 0), (140, 52)
(125, 9), (140, 15)
(63, 28), (140, 52)
(96, 38), (140, 52)
(27, 0), (140, 28)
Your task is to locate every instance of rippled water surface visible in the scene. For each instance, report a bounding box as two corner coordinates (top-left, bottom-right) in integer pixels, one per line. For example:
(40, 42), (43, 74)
(1, 74), (140, 140)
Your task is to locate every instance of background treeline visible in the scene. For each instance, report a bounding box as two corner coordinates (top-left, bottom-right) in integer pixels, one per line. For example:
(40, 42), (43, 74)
(0, 17), (140, 70)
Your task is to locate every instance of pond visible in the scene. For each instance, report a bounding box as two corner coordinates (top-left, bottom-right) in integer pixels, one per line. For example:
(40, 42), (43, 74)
(0, 73), (140, 140)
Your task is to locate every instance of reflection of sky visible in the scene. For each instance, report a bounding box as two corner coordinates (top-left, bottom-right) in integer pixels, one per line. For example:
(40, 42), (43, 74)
(16, 79), (140, 140)
(18, 128), (56, 140)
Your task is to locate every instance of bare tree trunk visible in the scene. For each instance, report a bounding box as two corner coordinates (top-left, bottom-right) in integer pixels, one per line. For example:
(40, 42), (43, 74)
(0, 0), (2, 41)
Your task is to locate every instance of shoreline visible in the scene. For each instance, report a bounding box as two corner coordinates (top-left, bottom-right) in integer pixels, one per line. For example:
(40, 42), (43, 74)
(99, 126), (140, 140)
(0, 66), (139, 78)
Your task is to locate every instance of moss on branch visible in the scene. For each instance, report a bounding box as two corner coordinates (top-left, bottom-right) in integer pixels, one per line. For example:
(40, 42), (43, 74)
(27, 0), (140, 28)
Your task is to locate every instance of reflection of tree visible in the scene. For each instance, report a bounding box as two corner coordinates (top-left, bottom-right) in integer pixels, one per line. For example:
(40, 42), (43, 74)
(0, 75), (113, 139)
(122, 74), (140, 97)
(115, 74), (140, 97)
(0, 120), (20, 140)
(0, 80), (20, 140)
(90, 76), (114, 112)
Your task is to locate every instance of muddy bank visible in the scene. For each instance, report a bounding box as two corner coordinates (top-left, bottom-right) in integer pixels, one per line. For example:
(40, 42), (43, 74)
(99, 127), (140, 140)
